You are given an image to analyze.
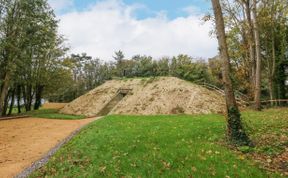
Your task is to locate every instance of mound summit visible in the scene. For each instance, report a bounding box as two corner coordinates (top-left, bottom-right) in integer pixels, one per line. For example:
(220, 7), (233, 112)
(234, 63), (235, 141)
(61, 77), (225, 117)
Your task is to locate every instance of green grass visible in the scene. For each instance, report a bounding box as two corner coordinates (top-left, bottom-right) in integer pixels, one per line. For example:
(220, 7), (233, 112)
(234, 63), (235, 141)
(242, 108), (288, 155)
(30, 113), (283, 178)
(25, 109), (86, 120)
(9, 107), (86, 120)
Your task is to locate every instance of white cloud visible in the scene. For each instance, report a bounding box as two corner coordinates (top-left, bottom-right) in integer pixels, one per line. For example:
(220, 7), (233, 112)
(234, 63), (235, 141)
(56, 0), (217, 60)
(182, 5), (202, 16)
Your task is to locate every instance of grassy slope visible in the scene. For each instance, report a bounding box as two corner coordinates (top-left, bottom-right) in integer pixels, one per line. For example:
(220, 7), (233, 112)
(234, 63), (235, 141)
(25, 109), (86, 120)
(31, 111), (286, 178)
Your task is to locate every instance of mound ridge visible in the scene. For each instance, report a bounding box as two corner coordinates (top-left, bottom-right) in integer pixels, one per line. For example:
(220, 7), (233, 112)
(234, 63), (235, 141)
(60, 77), (225, 116)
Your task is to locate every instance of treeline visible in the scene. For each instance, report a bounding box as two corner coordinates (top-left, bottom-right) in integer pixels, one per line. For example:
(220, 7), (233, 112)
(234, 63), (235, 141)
(0, 0), (69, 116)
(48, 52), (220, 102)
(48, 37), (288, 105)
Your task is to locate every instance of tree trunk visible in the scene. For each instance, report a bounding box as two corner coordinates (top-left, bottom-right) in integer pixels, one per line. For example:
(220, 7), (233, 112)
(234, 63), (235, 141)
(277, 64), (287, 106)
(211, 0), (251, 146)
(25, 85), (33, 112)
(2, 89), (10, 116)
(8, 88), (15, 115)
(34, 85), (44, 110)
(268, 77), (274, 106)
(268, 32), (276, 106)
(243, 0), (256, 97)
(22, 85), (28, 111)
(16, 85), (21, 113)
(252, 0), (262, 110)
(0, 72), (11, 116)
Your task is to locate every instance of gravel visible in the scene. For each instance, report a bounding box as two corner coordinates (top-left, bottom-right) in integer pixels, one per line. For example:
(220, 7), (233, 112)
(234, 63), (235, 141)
(15, 117), (100, 178)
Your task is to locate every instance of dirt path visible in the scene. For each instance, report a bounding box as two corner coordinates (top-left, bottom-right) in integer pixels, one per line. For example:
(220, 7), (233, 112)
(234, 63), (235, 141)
(0, 117), (96, 178)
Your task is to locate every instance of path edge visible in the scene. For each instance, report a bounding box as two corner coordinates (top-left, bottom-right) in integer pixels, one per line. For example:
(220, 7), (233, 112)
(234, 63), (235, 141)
(0, 115), (30, 121)
(15, 117), (102, 178)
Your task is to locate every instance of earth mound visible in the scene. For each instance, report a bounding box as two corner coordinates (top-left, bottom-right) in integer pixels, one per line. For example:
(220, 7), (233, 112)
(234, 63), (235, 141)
(42, 103), (67, 109)
(60, 77), (226, 117)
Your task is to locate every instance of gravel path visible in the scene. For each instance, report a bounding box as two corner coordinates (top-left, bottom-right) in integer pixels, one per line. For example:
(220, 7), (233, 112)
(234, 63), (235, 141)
(0, 117), (100, 178)
(15, 118), (100, 178)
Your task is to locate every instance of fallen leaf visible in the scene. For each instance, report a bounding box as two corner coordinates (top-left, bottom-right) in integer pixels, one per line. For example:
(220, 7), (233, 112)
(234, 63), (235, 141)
(99, 166), (106, 173)
(191, 166), (197, 172)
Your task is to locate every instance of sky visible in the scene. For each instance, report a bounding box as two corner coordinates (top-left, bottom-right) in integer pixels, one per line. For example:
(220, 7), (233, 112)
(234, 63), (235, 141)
(48, 0), (217, 60)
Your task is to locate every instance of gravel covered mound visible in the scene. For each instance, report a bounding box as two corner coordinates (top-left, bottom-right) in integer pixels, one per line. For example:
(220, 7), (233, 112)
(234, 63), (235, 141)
(60, 77), (225, 117)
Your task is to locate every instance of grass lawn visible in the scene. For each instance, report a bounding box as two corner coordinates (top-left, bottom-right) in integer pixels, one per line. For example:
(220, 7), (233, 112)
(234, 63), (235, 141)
(25, 109), (86, 120)
(242, 108), (288, 155)
(241, 108), (288, 174)
(31, 109), (288, 177)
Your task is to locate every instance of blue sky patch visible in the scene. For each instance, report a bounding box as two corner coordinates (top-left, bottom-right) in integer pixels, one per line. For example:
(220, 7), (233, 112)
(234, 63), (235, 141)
(56, 0), (211, 19)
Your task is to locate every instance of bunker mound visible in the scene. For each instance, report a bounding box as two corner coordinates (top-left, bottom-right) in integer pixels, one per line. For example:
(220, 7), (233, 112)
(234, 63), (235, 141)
(60, 77), (226, 117)
(42, 102), (67, 110)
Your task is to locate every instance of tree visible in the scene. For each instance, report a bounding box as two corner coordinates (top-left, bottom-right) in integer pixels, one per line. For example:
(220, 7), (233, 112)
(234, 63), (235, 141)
(47, 53), (114, 102)
(252, 0), (262, 110)
(155, 57), (170, 76)
(113, 50), (125, 77)
(0, 0), (67, 115)
(211, 0), (250, 145)
(0, 0), (22, 115)
(113, 50), (124, 61)
(16, 0), (66, 111)
(241, 0), (256, 95)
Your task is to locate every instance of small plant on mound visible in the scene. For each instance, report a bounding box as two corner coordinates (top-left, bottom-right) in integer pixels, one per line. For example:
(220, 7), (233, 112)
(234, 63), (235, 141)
(171, 105), (185, 114)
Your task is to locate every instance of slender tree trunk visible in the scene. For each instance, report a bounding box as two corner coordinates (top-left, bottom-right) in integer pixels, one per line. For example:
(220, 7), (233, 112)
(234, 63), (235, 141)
(22, 85), (28, 111)
(16, 85), (21, 113)
(252, 0), (262, 110)
(0, 72), (10, 116)
(211, 0), (250, 145)
(243, 0), (256, 97)
(269, 32), (276, 106)
(2, 89), (10, 116)
(278, 64), (286, 106)
(8, 88), (15, 115)
(25, 84), (33, 111)
(268, 78), (274, 105)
